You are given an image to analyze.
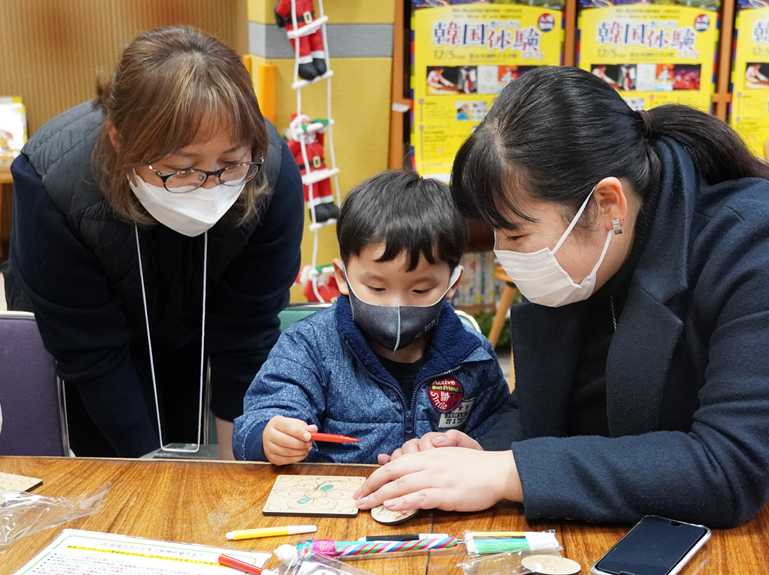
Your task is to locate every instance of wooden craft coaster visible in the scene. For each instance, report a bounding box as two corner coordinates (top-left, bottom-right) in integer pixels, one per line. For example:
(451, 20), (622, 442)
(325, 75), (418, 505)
(263, 475), (364, 517)
(0, 472), (43, 493)
(370, 505), (419, 525)
(521, 554), (581, 575)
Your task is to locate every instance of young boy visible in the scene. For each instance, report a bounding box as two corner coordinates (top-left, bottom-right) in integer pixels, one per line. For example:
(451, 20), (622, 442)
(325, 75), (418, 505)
(232, 171), (510, 464)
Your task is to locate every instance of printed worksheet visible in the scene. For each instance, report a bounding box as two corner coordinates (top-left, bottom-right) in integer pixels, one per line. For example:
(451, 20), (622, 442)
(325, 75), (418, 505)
(12, 529), (271, 575)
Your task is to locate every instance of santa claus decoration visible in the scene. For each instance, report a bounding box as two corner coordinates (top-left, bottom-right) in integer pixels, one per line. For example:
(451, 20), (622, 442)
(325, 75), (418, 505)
(286, 113), (340, 224)
(275, 0), (327, 81)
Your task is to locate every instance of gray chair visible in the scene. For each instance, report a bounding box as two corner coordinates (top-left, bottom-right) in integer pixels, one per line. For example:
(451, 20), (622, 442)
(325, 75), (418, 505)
(0, 311), (69, 456)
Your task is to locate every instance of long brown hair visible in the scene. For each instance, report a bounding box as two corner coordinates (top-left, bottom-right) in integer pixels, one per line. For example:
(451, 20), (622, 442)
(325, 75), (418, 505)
(93, 25), (269, 226)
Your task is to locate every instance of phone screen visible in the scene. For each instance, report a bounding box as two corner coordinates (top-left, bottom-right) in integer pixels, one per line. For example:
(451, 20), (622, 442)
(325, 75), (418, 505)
(594, 516), (709, 575)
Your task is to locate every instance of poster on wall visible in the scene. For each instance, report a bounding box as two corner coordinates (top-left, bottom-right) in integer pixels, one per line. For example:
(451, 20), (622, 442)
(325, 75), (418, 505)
(730, 0), (769, 159)
(411, 0), (565, 180)
(578, 0), (720, 112)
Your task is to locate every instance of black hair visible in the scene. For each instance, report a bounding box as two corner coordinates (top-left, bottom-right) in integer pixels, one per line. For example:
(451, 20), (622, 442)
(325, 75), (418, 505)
(337, 170), (468, 271)
(452, 66), (769, 230)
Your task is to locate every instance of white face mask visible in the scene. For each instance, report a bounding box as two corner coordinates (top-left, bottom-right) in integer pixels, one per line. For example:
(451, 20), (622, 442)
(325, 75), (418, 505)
(494, 188), (612, 307)
(128, 171), (245, 237)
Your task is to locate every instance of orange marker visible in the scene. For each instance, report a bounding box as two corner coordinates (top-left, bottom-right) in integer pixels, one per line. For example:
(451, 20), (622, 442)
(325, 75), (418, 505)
(309, 432), (360, 443)
(218, 554), (277, 575)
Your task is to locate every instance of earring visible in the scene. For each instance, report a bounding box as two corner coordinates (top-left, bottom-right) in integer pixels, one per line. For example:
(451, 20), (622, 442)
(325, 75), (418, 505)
(612, 219), (623, 235)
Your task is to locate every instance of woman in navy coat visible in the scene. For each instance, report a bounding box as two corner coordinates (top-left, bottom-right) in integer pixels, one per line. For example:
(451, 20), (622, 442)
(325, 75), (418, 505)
(355, 66), (769, 528)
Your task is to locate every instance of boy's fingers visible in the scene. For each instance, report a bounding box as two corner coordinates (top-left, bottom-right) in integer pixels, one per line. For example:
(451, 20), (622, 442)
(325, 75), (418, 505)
(272, 432), (312, 451)
(267, 443), (312, 459)
(442, 429), (481, 449)
(272, 417), (314, 441)
(377, 453), (392, 465)
(399, 439), (422, 455)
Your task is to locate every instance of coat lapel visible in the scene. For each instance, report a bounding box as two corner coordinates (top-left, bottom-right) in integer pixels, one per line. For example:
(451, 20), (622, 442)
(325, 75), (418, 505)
(605, 138), (698, 436)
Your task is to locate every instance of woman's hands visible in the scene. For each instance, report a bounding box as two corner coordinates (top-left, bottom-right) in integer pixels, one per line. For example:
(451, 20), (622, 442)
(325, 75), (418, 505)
(262, 416), (318, 465)
(360, 439), (523, 513)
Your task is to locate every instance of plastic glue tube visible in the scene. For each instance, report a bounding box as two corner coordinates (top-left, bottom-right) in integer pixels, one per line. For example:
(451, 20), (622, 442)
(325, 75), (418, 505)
(463, 530), (560, 556)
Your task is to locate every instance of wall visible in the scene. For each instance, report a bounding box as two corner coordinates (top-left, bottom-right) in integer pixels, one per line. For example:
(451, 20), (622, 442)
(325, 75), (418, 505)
(0, 0), (248, 135)
(246, 0), (396, 302)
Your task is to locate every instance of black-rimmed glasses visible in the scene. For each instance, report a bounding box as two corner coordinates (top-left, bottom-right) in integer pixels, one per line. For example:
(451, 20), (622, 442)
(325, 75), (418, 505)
(148, 157), (265, 193)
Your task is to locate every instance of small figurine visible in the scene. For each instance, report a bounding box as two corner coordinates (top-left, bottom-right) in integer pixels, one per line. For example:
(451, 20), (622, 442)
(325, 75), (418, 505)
(286, 113), (340, 224)
(295, 264), (340, 303)
(275, 0), (328, 81)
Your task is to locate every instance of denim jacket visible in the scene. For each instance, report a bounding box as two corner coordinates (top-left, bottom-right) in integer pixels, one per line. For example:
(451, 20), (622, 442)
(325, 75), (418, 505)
(233, 295), (510, 463)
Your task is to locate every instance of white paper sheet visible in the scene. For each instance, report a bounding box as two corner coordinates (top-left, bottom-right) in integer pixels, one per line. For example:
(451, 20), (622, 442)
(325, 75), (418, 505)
(13, 529), (271, 575)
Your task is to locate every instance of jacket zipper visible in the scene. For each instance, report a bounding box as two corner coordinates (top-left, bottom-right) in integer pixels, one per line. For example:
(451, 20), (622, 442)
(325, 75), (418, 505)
(342, 338), (464, 444)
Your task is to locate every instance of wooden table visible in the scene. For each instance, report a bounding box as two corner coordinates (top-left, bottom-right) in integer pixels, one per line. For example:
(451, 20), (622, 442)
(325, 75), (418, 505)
(1, 457), (767, 575)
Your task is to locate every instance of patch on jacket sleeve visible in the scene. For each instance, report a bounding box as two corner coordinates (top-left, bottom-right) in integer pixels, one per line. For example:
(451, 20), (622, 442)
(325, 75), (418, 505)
(428, 378), (475, 429)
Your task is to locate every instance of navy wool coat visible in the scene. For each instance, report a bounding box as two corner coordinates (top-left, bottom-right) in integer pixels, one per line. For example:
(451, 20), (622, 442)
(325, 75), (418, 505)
(482, 138), (769, 528)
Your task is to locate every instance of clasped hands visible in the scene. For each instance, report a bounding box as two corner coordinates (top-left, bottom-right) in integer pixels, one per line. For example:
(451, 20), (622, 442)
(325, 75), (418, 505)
(354, 430), (523, 513)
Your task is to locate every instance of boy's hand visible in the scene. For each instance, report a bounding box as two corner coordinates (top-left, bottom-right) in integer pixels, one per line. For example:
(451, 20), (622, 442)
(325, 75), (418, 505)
(377, 430), (481, 465)
(263, 416), (318, 466)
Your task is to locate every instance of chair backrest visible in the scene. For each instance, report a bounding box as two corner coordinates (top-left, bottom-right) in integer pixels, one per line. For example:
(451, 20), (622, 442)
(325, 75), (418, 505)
(455, 309), (481, 333)
(0, 311), (69, 456)
(279, 303), (332, 332)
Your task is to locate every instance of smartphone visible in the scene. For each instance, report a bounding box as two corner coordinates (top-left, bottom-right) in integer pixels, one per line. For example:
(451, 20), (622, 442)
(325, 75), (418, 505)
(591, 516), (711, 575)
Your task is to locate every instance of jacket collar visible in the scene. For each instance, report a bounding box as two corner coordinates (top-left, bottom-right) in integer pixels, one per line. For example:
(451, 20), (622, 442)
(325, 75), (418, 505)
(631, 137), (697, 304)
(335, 295), (484, 386)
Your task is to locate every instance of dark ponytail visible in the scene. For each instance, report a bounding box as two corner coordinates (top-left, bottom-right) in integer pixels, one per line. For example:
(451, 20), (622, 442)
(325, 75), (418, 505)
(645, 104), (769, 183)
(452, 66), (769, 230)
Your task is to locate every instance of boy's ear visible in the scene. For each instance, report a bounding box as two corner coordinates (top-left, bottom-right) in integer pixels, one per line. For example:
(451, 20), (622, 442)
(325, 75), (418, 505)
(445, 265), (463, 300)
(332, 258), (349, 296)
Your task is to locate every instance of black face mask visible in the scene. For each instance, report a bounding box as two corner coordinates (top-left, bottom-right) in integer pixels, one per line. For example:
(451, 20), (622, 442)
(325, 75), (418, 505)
(345, 266), (461, 353)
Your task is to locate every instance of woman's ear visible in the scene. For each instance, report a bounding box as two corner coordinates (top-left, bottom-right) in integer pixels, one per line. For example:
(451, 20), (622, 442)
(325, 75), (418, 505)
(332, 258), (349, 296)
(104, 119), (120, 152)
(593, 177), (628, 233)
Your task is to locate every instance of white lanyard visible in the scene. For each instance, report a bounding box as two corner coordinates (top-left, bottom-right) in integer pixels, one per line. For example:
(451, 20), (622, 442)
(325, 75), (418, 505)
(134, 226), (206, 454)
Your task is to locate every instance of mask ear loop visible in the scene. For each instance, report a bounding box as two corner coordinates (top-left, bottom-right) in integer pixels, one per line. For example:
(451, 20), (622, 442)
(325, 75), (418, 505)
(135, 226), (205, 454)
(552, 186), (597, 255)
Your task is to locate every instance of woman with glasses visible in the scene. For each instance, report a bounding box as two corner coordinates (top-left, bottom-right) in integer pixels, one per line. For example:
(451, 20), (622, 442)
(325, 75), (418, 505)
(1, 26), (304, 459)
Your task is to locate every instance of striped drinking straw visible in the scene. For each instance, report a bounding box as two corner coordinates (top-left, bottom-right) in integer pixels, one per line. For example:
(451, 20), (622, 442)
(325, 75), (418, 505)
(297, 536), (458, 557)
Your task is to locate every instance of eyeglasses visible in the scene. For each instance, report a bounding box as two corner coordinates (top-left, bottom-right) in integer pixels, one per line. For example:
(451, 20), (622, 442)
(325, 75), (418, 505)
(148, 157), (265, 193)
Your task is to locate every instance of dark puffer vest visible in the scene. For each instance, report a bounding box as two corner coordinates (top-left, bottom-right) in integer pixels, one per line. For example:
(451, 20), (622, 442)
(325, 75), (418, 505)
(2, 102), (304, 456)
